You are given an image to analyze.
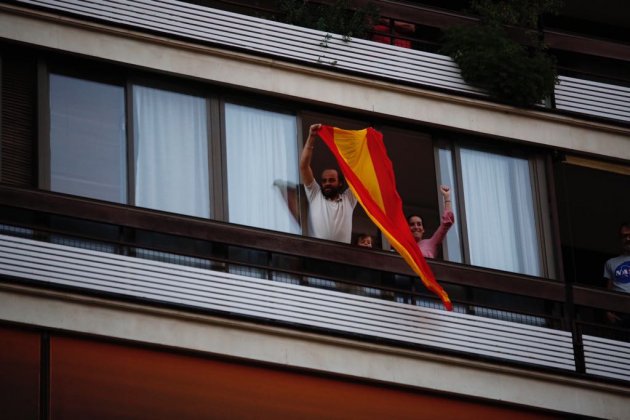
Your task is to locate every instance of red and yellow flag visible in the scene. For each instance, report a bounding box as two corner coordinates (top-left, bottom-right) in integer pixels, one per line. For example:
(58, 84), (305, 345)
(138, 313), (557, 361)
(318, 125), (452, 311)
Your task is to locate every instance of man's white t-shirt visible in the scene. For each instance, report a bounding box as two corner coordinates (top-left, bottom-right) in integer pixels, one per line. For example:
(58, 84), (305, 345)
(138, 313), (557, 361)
(604, 254), (630, 293)
(304, 180), (357, 243)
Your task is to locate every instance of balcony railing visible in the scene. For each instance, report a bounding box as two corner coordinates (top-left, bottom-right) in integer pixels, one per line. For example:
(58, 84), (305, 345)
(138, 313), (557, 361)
(10, 0), (630, 124)
(0, 186), (628, 383)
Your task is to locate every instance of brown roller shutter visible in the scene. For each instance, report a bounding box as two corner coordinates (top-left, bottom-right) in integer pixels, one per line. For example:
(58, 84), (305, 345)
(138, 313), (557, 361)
(1, 50), (38, 187)
(49, 335), (563, 419)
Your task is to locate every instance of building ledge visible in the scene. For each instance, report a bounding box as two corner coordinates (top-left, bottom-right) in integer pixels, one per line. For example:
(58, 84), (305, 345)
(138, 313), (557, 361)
(0, 281), (628, 418)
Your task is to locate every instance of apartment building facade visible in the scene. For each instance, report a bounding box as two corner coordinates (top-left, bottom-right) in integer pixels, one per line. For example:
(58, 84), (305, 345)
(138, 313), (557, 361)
(1, 0), (629, 418)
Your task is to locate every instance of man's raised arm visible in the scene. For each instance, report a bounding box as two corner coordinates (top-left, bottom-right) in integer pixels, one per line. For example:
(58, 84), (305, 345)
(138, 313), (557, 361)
(300, 123), (321, 186)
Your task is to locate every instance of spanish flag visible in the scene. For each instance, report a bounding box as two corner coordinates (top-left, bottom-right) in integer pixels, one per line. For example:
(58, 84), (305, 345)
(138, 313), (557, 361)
(318, 125), (453, 311)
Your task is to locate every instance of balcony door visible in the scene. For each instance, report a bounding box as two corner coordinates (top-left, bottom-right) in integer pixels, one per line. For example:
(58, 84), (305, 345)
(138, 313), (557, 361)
(438, 143), (553, 278)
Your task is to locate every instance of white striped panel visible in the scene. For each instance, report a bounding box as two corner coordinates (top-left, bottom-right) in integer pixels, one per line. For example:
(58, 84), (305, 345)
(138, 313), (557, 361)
(13, 0), (630, 124)
(583, 335), (630, 382)
(0, 234), (575, 370)
(15, 0), (477, 94)
(555, 76), (630, 122)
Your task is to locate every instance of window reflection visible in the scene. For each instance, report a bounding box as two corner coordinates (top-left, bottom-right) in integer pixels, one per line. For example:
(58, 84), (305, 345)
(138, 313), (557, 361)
(50, 74), (127, 203)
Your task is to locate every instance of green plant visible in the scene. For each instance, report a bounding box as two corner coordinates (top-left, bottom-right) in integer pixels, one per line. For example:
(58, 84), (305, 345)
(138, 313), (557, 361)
(442, 0), (562, 106)
(275, 0), (379, 41)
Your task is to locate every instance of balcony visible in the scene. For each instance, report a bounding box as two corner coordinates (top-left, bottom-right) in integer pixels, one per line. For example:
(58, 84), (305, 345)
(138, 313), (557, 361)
(1, 186), (628, 385)
(7, 0), (630, 125)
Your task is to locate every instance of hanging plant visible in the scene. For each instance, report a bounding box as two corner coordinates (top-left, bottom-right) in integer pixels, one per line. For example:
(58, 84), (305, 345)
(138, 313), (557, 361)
(442, 0), (562, 107)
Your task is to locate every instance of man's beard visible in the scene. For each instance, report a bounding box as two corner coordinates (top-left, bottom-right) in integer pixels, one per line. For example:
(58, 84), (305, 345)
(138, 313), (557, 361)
(322, 186), (341, 199)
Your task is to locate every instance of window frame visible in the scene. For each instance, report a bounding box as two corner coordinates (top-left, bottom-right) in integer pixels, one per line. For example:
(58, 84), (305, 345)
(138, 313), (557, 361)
(40, 60), (306, 229)
(127, 76), (216, 218)
(40, 61), (129, 203)
(435, 137), (557, 279)
(38, 55), (558, 280)
(220, 96), (302, 233)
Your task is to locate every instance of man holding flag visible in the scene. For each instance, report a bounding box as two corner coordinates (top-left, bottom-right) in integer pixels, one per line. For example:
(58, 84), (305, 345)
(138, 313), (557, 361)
(312, 124), (453, 310)
(300, 124), (358, 244)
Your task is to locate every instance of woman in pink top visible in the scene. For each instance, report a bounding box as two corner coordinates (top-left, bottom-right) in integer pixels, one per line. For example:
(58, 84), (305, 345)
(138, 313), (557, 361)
(407, 185), (455, 259)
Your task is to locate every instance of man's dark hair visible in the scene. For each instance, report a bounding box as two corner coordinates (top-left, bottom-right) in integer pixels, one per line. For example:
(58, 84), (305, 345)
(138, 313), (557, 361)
(620, 222), (630, 234)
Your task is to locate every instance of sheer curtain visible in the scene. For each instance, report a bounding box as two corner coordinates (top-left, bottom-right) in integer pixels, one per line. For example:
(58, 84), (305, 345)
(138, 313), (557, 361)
(225, 103), (300, 234)
(133, 85), (210, 218)
(460, 148), (542, 276)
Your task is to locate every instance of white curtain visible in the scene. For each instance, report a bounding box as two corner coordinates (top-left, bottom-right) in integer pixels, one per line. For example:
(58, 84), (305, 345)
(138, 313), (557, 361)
(460, 148), (542, 276)
(133, 85), (209, 218)
(225, 103), (300, 234)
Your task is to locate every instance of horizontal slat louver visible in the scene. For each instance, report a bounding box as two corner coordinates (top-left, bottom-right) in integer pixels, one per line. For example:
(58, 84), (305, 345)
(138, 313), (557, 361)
(583, 335), (630, 382)
(0, 234), (576, 371)
(555, 76), (630, 122)
(13, 0), (630, 124)
(15, 0), (476, 93)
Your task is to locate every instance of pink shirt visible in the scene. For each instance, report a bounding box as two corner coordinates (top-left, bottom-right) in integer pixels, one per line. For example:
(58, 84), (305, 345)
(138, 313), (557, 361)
(418, 210), (454, 258)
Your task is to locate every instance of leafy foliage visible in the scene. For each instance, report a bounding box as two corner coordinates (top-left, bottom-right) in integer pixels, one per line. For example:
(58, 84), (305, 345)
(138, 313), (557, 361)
(470, 0), (563, 29)
(442, 0), (562, 106)
(275, 0), (379, 40)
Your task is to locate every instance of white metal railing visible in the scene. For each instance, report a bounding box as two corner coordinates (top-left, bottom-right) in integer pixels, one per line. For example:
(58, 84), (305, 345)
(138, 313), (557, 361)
(583, 335), (630, 382)
(0, 233), (576, 371)
(20, 0), (478, 92)
(13, 0), (630, 123)
(16, 0), (476, 93)
(556, 76), (630, 123)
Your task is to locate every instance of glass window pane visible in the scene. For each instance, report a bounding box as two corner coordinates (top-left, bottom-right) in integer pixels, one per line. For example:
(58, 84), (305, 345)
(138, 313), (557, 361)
(460, 148), (542, 276)
(437, 147), (463, 263)
(133, 85), (210, 218)
(225, 103), (300, 234)
(50, 74), (127, 203)
(555, 160), (630, 288)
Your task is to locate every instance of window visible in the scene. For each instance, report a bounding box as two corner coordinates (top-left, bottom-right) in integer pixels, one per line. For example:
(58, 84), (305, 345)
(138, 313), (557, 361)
(225, 103), (300, 234)
(132, 85), (210, 218)
(372, 18), (415, 49)
(224, 103), (302, 281)
(438, 144), (553, 277)
(381, 125), (439, 248)
(49, 74), (127, 203)
(437, 147), (463, 262)
(46, 70), (305, 236)
(555, 156), (630, 288)
(49, 74), (213, 217)
(45, 66), (554, 279)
